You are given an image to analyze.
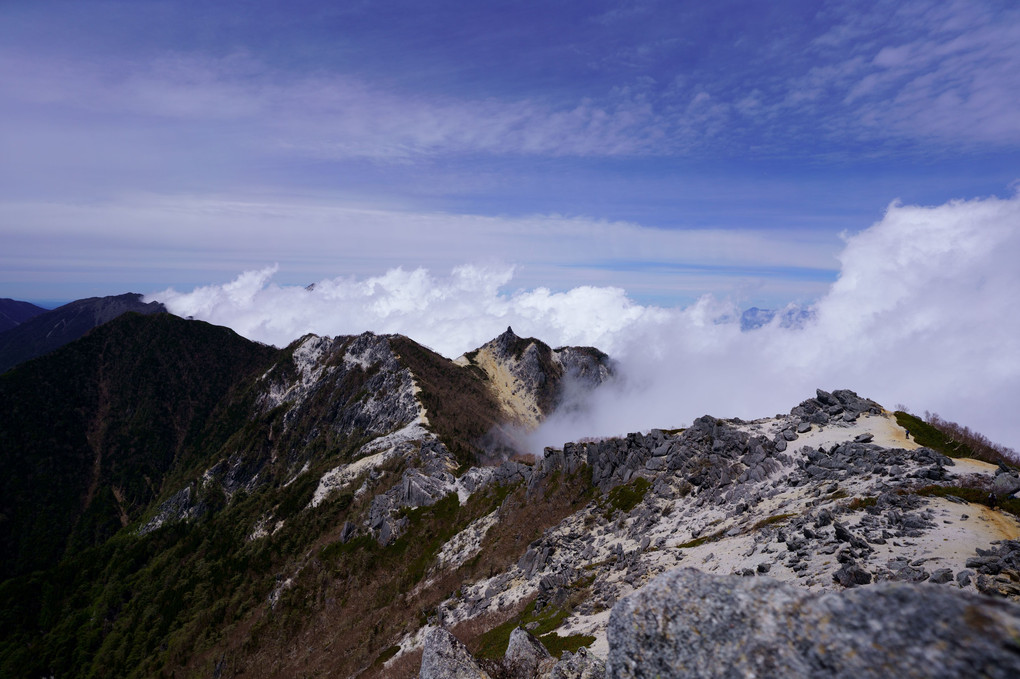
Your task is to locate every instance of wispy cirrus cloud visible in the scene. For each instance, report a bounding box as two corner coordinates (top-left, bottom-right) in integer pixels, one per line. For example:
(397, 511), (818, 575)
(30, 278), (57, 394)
(0, 49), (677, 162)
(795, 0), (1020, 146)
(2, 0), (1016, 184)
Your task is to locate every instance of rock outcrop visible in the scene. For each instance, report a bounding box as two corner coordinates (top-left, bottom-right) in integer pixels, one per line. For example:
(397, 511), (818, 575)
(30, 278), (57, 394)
(420, 563), (1020, 678)
(141, 328), (614, 544)
(457, 327), (613, 429)
(971, 539), (1020, 601)
(423, 389), (1020, 667)
(419, 627), (605, 679)
(419, 628), (490, 679)
(791, 388), (882, 426)
(546, 648), (605, 679)
(504, 627), (553, 677)
(607, 567), (1020, 679)
(993, 464), (1020, 499)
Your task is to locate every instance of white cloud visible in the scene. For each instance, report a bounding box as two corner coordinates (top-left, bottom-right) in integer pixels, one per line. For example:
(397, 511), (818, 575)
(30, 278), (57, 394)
(2, 0), (1016, 180)
(532, 191), (1020, 452)
(0, 49), (676, 161)
(151, 263), (666, 355)
(151, 192), (1020, 453)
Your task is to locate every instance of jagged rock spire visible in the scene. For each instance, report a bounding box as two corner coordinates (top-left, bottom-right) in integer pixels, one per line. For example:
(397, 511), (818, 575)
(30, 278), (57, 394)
(493, 325), (520, 353)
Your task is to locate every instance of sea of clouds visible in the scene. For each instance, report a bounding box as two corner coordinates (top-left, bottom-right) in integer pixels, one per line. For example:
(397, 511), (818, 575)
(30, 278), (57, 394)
(150, 193), (1020, 453)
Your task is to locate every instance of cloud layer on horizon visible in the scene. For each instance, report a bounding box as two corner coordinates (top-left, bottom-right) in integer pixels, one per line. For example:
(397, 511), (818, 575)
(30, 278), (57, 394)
(152, 192), (1020, 453)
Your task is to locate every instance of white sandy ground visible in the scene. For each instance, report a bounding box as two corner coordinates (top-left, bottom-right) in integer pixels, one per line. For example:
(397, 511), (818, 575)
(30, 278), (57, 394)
(458, 344), (544, 429)
(388, 409), (1020, 667)
(741, 408), (918, 452)
(951, 456), (1002, 475)
(309, 420), (430, 508)
(416, 510), (502, 595)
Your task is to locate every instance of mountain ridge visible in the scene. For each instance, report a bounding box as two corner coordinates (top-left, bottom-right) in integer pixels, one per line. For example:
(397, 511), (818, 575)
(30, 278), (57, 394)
(0, 311), (1017, 678)
(0, 315), (612, 580)
(0, 298), (47, 333)
(0, 292), (167, 374)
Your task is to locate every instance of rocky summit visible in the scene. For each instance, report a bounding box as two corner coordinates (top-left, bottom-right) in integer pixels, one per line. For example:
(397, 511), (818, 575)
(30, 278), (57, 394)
(0, 311), (1017, 678)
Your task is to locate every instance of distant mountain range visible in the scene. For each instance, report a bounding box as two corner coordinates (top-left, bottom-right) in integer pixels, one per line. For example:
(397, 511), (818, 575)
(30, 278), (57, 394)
(739, 305), (815, 331)
(0, 294), (1017, 678)
(0, 298), (47, 333)
(0, 293), (811, 377)
(0, 293), (165, 374)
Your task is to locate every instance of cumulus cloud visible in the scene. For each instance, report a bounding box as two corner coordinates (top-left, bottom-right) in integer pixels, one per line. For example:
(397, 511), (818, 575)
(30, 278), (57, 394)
(151, 192), (1020, 452)
(151, 263), (665, 356)
(531, 192), (1020, 452)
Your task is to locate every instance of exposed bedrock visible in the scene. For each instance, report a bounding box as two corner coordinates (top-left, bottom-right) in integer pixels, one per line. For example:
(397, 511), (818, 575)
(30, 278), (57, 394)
(419, 626), (605, 679)
(607, 567), (1020, 679)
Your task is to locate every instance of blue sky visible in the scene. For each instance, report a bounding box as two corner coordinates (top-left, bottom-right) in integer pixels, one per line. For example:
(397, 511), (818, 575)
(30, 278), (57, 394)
(3, 1), (1020, 448)
(2, 0), (1017, 307)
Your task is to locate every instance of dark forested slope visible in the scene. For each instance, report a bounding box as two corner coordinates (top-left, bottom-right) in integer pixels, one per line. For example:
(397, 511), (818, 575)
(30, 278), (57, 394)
(0, 312), (278, 579)
(0, 293), (166, 374)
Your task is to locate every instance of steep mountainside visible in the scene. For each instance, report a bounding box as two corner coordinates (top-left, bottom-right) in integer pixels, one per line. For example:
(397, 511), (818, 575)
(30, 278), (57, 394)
(0, 313), (278, 579)
(0, 298), (47, 333)
(419, 391), (1020, 663)
(0, 316), (614, 678)
(0, 315), (1016, 679)
(0, 292), (167, 374)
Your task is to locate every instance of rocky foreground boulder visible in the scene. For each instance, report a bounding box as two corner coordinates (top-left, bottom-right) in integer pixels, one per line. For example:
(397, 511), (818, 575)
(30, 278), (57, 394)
(420, 565), (1020, 678)
(607, 567), (1020, 679)
(420, 628), (492, 679)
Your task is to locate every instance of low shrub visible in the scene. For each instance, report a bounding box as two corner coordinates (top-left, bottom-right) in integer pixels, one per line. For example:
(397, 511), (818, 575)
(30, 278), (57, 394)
(472, 581), (593, 660)
(676, 528), (725, 549)
(895, 411), (1017, 468)
(847, 497), (877, 511)
(752, 513), (795, 530)
(915, 485), (1020, 518)
(603, 477), (651, 517)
